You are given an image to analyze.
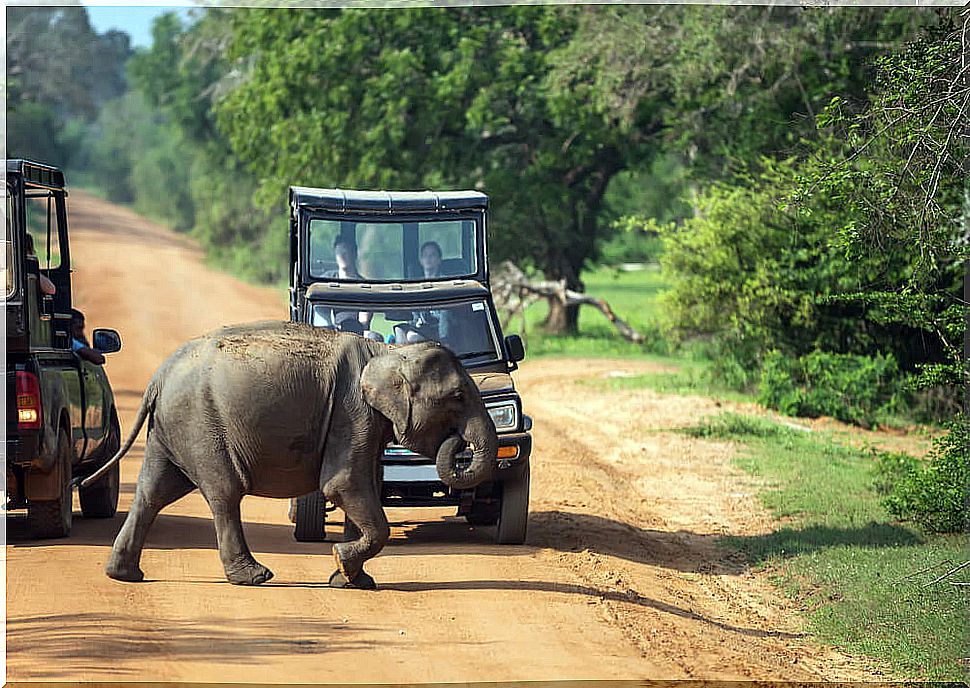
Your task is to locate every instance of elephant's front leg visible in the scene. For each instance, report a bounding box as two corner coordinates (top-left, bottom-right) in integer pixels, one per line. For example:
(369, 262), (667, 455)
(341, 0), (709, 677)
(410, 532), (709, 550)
(324, 473), (389, 590)
(206, 495), (274, 585)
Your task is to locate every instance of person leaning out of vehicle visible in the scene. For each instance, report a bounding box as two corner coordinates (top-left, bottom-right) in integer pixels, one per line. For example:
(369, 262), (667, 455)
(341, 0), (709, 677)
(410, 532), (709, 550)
(70, 308), (106, 365)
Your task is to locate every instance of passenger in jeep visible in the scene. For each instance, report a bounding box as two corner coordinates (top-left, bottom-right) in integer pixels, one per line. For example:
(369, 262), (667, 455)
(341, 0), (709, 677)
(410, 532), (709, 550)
(322, 237), (364, 280)
(419, 240), (443, 278)
(322, 237), (373, 331)
(70, 309), (106, 365)
(395, 241), (449, 343)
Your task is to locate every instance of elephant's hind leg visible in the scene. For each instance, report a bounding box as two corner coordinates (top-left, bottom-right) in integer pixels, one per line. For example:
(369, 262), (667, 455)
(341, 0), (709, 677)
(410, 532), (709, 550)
(202, 493), (273, 586)
(106, 437), (196, 582)
(326, 487), (389, 590)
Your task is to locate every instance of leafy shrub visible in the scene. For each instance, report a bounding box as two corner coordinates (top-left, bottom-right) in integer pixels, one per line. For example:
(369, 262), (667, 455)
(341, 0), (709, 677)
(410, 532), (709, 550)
(874, 419), (969, 533)
(872, 449), (923, 497)
(758, 349), (901, 426)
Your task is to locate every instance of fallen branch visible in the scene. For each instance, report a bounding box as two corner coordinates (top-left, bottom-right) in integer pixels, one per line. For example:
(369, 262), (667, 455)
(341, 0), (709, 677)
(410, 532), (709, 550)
(492, 261), (647, 344)
(921, 560), (970, 588)
(897, 558), (953, 583)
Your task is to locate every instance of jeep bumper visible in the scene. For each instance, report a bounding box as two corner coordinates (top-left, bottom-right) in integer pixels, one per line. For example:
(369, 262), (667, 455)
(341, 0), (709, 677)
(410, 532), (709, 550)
(6, 434), (41, 468)
(380, 431), (531, 506)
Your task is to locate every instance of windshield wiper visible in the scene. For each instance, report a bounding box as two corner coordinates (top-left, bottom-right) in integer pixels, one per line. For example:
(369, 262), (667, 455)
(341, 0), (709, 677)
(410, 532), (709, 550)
(457, 350), (495, 360)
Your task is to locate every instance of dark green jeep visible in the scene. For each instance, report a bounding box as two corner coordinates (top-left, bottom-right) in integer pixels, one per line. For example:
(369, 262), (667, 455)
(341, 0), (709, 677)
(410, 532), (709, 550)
(5, 160), (123, 538)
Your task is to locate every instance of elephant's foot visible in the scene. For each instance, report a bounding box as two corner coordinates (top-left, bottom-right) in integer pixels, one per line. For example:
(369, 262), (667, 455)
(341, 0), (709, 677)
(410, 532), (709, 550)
(105, 557), (145, 582)
(329, 544), (376, 589)
(328, 568), (377, 590)
(226, 560), (274, 586)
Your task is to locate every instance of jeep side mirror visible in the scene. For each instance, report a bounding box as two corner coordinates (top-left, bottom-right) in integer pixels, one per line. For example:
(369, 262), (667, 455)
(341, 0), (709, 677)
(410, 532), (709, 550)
(505, 334), (525, 363)
(93, 328), (122, 354)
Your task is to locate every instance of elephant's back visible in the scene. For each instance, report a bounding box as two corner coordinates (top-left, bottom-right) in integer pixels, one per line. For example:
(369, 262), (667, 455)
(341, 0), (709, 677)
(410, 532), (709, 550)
(152, 322), (345, 492)
(209, 320), (341, 360)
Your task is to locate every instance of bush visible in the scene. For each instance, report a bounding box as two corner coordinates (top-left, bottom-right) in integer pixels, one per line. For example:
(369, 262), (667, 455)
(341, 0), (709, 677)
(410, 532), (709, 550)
(758, 349), (902, 426)
(874, 419), (969, 533)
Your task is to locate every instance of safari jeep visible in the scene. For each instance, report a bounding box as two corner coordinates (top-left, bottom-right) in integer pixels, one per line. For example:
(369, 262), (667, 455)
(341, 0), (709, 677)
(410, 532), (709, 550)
(4, 160), (124, 538)
(288, 187), (532, 544)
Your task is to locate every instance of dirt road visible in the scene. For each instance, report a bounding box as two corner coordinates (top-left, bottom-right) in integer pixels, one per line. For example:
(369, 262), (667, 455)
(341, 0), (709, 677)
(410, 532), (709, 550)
(6, 191), (882, 681)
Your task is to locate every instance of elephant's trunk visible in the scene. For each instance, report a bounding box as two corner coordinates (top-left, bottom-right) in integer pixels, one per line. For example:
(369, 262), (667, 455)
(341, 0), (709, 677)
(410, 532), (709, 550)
(436, 413), (497, 490)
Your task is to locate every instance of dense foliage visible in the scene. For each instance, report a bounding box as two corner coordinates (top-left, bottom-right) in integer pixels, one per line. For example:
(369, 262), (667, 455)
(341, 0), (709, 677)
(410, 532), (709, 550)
(875, 420), (969, 534)
(758, 350), (902, 426)
(6, 6), (131, 165)
(9, 7), (964, 429)
(658, 12), (965, 422)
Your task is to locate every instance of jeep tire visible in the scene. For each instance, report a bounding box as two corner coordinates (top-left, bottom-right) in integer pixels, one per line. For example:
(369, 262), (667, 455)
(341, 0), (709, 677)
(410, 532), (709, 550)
(80, 412), (121, 518)
(293, 490), (328, 542)
(27, 427), (73, 539)
(495, 463), (529, 545)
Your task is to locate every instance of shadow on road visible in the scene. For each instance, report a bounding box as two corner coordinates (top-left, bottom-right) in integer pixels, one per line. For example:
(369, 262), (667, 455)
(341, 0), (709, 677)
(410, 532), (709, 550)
(6, 611), (375, 678)
(6, 507), (530, 559)
(528, 510), (922, 574)
(378, 578), (802, 640)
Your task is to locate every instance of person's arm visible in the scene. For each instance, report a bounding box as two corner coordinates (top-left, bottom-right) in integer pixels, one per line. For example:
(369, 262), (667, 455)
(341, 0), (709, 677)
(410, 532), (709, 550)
(72, 338), (105, 365)
(39, 273), (56, 296)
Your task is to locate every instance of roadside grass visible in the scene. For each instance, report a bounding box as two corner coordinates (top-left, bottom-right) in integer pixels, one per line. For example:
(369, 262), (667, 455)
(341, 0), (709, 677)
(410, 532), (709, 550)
(508, 265), (672, 359)
(587, 358), (756, 404)
(682, 412), (969, 681)
(516, 266), (767, 403)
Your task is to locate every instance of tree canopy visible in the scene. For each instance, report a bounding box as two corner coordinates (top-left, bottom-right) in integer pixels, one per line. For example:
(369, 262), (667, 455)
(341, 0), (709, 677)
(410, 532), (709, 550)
(6, 4), (131, 164)
(209, 6), (936, 331)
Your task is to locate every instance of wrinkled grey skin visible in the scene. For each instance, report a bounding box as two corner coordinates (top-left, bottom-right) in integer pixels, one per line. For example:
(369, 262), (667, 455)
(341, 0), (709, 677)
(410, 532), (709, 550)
(83, 321), (497, 588)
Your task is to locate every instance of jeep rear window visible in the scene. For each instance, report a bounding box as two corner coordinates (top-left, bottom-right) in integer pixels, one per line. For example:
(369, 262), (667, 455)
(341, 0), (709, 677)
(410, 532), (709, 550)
(25, 191), (62, 269)
(307, 217), (477, 282)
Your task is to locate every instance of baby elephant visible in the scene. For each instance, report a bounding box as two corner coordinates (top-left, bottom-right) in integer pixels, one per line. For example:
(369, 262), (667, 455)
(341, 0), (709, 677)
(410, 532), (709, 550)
(82, 321), (497, 589)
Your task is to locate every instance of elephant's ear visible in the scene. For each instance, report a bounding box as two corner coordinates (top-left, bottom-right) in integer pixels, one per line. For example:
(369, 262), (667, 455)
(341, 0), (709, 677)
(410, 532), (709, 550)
(361, 352), (412, 441)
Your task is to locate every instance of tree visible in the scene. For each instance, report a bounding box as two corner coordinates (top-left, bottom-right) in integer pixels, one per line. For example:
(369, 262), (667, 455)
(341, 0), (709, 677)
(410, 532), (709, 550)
(212, 7), (659, 332)
(550, 6), (937, 180)
(6, 5), (131, 165)
(798, 10), (968, 394)
(123, 9), (288, 282)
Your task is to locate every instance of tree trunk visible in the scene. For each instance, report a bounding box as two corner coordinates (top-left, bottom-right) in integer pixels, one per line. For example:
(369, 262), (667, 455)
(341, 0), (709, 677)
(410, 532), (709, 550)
(543, 297), (580, 334)
(541, 265), (583, 334)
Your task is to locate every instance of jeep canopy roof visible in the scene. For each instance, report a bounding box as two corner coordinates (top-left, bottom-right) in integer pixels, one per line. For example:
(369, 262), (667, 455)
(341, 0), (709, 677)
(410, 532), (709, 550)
(290, 186), (489, 287)
(7, 159), (66, 190)
(290, 187), (488, 213)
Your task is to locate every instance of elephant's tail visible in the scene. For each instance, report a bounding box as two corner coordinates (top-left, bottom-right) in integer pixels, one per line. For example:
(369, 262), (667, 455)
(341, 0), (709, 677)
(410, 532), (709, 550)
(79, 380), (159, 489)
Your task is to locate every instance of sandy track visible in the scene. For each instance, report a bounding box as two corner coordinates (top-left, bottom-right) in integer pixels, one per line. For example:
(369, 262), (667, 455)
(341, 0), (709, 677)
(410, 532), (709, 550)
(6, 191), (880, 681)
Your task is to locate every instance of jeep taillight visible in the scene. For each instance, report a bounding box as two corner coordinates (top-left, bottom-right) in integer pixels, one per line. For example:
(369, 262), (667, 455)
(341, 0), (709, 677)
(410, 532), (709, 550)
(16, 371), (42, 430)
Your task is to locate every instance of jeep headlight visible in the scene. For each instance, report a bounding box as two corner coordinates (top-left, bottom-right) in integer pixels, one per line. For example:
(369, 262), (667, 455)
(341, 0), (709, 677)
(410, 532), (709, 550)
(487, 402), (518, 432)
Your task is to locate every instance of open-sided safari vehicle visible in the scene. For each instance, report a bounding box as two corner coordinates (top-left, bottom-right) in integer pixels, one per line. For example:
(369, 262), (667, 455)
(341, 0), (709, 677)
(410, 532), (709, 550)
(288, 187), (532, 544)
(4, 160), (124, 538)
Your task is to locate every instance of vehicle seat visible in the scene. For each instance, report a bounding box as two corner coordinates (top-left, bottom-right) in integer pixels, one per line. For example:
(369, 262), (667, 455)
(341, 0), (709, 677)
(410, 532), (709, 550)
(336, 317), (364, 335)
(439, 258), (469, 278)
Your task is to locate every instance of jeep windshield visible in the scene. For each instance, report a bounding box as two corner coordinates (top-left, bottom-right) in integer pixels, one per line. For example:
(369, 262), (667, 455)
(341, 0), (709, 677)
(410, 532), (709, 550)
(307, 216), (478, 282)
(309, 298), (500, 364)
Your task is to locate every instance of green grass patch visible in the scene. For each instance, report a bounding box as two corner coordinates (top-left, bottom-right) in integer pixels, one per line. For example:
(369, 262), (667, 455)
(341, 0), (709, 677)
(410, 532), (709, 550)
(509, 265), (672, 359)
(683, 412), (970, 681)
(584, 359), (755, 403)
